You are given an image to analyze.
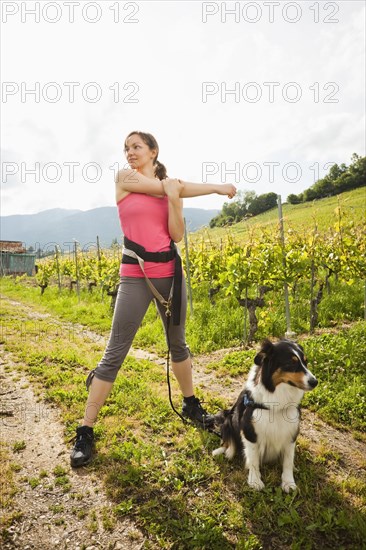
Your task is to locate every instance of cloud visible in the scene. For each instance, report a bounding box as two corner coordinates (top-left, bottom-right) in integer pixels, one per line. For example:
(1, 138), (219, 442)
(1, 1), (364, 216)
(292, 112), (365, 162)
(1, 148), (25, 189)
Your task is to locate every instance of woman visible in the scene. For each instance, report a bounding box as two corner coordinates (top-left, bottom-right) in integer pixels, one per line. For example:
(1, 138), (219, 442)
(70, 131), (237, 467)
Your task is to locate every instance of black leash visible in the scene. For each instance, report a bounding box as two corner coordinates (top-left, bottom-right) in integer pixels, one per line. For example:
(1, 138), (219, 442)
(165, 309), (221, 438)
(165, 309), (189, 424)
(122, 238), (220, 438)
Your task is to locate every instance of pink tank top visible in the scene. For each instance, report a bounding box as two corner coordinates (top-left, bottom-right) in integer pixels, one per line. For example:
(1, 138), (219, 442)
(118, 193), (175, 278)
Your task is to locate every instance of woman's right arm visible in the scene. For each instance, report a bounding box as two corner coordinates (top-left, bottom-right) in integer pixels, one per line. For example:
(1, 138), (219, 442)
(115, 169), (165, 201)
(178, 181), (237, 199)
(115, 170), (237, 202)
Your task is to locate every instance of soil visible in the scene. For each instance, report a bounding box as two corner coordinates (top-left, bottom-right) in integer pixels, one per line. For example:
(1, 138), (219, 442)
(0, 350), (145, 550)
(1, 295), (365, 549)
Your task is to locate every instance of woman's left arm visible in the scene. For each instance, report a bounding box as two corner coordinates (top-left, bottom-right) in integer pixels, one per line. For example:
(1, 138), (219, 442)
(167, 196), (184, 242)
(163, 179), (185, 242)
(162, 178), (237, 242)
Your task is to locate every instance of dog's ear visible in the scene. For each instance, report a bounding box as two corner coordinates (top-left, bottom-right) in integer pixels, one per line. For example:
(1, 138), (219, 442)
(254, 339), (274, 365)
(254, 352), (264, 365)
(259, 340), (276, 392)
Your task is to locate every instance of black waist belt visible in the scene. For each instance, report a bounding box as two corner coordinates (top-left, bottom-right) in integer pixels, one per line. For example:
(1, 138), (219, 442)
(122, 236), (182, 326)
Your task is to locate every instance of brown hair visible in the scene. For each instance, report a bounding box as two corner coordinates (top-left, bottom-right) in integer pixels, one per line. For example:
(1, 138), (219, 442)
(124, 131), (168, 180)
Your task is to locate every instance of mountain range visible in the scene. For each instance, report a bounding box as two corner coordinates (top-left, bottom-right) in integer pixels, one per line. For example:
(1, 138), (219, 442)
(0, 207), (219, 252)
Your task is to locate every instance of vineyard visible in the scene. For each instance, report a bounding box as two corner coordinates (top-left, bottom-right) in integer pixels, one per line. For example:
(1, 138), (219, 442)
(35, 242), (121, 299)
(1, 189), (366, 549)
(34, 192), (366, 347)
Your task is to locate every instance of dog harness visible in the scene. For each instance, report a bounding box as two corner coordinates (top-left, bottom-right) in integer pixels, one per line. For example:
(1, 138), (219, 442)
(243, 391), (269, 410)
(243, 393), (255, 407)
(122, 235), (182, 325)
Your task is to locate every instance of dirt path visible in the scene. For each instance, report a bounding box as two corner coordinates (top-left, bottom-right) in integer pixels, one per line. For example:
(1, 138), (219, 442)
(1, 295), (365, 548)
(0, 349), (145, 550)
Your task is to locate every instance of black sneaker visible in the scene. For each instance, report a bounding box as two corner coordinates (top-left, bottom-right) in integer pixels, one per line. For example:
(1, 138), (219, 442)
(181, 396), (215, 430)
(70, 426), (94, 468)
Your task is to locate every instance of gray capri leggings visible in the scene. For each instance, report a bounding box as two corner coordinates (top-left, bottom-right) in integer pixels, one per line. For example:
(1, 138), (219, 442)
(86, 276), (190, 388)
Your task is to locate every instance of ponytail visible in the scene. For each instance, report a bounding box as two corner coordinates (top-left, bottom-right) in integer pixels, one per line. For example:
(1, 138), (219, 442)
(154, 159), (168, 181)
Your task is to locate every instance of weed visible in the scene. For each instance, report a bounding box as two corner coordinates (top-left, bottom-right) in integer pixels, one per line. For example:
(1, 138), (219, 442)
(52, 465), (67, 477)
(9, 463), (22, 472)
(101, 507), (115, 531)
(128, 528), (142, 541)
(88, 510), (98, 533)
(70, 492), (84, 500)
(12, 441), (26, 453)
(49, 504), (64, 513)
(76, 509), (87, 519)
(54, 475), (71, 493)
(28, 477), (40, 489)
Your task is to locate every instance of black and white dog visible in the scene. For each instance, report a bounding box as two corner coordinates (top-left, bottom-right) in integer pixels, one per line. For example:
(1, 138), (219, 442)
(213, 339), (318, 492)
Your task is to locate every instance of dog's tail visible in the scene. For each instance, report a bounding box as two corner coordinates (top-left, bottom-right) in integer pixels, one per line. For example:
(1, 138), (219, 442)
(212, 409), (239, 460)
(212, 409), (231, 427)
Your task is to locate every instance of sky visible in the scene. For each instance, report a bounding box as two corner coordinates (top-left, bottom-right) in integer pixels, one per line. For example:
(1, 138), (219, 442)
(1, 0), (365, 217)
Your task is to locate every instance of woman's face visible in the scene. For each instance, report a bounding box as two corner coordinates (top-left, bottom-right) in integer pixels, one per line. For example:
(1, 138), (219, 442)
(124, 134), (157, 170)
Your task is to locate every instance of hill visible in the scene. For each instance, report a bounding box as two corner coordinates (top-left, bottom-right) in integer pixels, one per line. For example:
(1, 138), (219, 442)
(0, 206), (219, 250)
(196, 187), (365, 241)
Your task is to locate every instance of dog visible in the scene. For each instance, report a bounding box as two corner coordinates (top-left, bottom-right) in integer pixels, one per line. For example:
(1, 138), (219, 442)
(212, 339), (318, 492)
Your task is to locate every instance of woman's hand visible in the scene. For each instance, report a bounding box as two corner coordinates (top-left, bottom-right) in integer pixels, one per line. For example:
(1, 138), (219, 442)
(162, 178), (185, 199)
(165, 180), (237, 200)
(218, 184), (237, 199)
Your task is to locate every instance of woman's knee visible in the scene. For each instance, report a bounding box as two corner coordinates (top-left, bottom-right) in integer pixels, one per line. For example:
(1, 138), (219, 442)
(86, 364), (119, 390)
(170, 343), (190, 363)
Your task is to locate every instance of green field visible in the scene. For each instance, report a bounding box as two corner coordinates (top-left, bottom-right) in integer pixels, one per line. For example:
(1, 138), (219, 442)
(198, 186), (365, 240)
(1, 187), (366, 548)
(0, 288), (365, 549)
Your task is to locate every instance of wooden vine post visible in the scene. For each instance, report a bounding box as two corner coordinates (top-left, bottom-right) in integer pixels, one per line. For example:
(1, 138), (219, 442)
(277, 195), (295, 339)
(73, 240), (80, 301)
(54, 245), (61, 294)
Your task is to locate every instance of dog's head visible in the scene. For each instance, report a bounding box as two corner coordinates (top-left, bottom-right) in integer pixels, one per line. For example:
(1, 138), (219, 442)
(254, 339), (318, 393)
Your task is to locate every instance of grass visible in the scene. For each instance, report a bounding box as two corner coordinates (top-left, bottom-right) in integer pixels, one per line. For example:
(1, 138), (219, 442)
(1, 189), (364, 360)
(28, 477), (41, 489)
(0, 443), (22, 533)
(302, 323), (366, 432)
(3, 274), (364, 360)
(200, 187), (366, 239)
(12, 441), (26, 453)
(0, 275), (114, 334)
(204, 350), (255, 378)
(203, 322), (366, 432)
(1, 185), (365, 546)
(1, 293), (365, 548)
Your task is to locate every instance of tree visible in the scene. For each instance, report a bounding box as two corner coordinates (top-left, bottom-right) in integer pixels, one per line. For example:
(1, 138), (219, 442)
(296, 155), (364, 203)
(247, 192), (278, 216)
(209, 190), (257, 227)
(287, 193), (302, 204)
(328, 162), (347, 182)
(348, 154), (366, 183)
(303, 187), (318, 202)
(311, 177), (335, 198)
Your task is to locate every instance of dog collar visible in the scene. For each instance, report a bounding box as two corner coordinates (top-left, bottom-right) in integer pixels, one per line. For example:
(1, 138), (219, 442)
(243, 393), (255, 407)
